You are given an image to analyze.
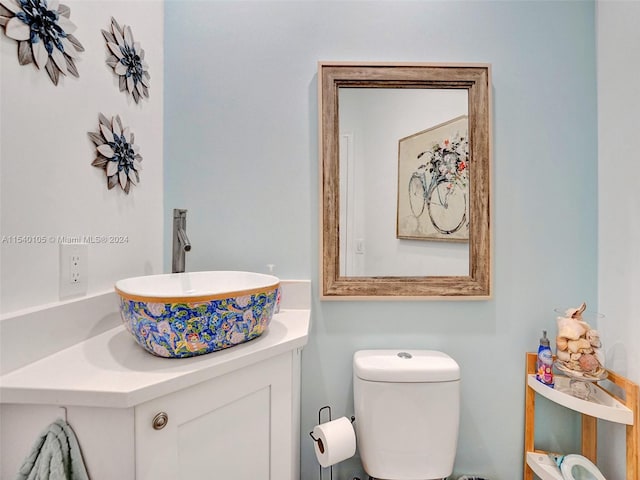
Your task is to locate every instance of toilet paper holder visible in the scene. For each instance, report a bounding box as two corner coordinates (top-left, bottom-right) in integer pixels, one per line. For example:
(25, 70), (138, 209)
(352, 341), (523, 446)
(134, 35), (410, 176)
(309, 406), (355, 448)
(309, 405), (355, 480)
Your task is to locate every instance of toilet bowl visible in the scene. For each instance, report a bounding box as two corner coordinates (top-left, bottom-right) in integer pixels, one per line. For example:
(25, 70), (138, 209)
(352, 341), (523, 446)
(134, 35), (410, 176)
(560, 455), (607, 480)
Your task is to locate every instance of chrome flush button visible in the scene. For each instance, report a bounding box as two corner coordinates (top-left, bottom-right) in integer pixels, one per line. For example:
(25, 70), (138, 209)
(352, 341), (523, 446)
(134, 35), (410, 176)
(397, 352), (412, 359)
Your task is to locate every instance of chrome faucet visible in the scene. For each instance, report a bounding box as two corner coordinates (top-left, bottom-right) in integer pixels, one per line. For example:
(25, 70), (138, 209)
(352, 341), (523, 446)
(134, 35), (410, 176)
(172, 209), (191, 273)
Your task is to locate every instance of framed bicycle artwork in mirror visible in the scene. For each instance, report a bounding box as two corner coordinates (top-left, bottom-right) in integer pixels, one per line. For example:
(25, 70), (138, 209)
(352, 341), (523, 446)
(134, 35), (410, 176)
(397, 115), (469, 241)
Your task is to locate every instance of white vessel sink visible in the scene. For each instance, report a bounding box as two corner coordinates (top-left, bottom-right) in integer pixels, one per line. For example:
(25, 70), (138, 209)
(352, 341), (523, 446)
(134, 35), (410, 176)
(115, 271), (280, 358)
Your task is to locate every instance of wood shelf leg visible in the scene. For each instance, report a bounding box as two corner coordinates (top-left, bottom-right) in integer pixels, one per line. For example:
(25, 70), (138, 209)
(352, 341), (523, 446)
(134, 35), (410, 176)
(627, 383), (639, 480)
(524, 353), (537, 480)
(581, 414), (597, 463)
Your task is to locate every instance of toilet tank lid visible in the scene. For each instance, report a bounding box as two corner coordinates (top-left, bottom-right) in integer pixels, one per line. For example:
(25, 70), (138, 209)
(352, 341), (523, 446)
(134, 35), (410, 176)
(353, 350), (460, 382)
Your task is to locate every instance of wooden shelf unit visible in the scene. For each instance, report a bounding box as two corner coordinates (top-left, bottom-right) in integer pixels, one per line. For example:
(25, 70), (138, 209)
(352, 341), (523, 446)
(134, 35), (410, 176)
(524, 352), (639, 480)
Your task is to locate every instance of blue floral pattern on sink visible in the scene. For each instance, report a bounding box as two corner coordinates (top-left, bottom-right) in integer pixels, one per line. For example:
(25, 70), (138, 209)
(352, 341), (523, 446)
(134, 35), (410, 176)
(118, 288), (279, 358)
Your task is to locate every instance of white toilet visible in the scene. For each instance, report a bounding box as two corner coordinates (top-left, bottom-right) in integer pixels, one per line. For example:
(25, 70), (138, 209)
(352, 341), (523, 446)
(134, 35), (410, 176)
(353, 349), (461, 480)
(560, 455), (607, 480)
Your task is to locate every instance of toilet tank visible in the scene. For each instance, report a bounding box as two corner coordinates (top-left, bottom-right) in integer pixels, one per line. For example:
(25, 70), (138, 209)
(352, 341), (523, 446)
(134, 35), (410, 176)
(353, 350), (460, 480)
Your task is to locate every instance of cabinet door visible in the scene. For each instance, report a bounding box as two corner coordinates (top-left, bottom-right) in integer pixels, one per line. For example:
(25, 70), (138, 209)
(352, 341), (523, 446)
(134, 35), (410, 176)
(135, 352), (295, 480)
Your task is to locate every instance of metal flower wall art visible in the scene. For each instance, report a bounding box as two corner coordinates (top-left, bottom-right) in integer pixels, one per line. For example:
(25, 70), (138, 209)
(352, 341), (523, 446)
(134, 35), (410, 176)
(0, 0), (84, 85)
(89, 114), (142, 194)
(102, 17), (150, 104)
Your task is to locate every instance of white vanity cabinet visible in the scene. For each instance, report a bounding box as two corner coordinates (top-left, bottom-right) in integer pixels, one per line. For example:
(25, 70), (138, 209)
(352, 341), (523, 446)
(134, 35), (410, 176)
(0, 286), (310, 480)
(1, 350), (301, 479)
(135, 350), (300, 480)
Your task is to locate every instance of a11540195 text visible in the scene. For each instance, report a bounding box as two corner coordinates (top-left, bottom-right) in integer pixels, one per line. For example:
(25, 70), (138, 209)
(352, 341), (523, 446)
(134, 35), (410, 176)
(1, 235), (129, 244)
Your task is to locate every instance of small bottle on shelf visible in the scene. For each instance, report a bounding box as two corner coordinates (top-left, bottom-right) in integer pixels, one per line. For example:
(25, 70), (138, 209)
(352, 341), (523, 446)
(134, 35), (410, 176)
(536, 330), (554, 387)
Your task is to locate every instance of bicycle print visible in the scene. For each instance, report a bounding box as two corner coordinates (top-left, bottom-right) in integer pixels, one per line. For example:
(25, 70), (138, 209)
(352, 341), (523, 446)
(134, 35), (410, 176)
(397, 115), (470, 241)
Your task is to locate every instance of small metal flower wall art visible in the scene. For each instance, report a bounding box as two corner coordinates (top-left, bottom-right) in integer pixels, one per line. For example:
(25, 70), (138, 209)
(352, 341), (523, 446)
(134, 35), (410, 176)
(0, 0), (84, 85)
(89, 114), (142, 195)
(102, 17), (150, 104)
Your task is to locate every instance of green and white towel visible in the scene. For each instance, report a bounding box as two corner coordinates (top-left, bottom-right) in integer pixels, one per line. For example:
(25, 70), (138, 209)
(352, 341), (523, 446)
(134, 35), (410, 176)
(16, 418), (89, 480)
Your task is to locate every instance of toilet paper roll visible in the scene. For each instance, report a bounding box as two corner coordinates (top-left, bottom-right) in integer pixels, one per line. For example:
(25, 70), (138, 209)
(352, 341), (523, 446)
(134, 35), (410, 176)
(312, 416), (356, 468)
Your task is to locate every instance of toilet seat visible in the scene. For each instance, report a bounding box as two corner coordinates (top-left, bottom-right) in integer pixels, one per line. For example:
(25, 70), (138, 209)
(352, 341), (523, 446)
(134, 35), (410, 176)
(560, 454), (606, 480)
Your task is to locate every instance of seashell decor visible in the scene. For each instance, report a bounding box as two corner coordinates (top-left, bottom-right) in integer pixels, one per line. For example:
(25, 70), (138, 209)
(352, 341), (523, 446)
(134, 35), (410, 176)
(555, 302), (605, 379)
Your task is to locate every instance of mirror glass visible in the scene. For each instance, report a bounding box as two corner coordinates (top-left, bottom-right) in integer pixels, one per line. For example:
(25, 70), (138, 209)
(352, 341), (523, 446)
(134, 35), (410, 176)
(339, 87), (469, 277)
(320, 62), (491, 299)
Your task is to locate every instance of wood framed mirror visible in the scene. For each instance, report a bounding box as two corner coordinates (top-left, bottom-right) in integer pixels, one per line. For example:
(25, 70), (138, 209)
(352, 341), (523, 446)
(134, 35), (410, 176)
(319, 62), (491, 299)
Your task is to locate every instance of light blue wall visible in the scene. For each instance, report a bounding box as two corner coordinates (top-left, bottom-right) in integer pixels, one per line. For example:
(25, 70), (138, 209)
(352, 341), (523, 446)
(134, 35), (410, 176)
(164, 1), (597, 478)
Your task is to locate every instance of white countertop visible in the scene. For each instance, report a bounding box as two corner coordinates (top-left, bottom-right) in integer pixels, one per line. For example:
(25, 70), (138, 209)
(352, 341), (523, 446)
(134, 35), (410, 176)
(0, 308), (310, 409)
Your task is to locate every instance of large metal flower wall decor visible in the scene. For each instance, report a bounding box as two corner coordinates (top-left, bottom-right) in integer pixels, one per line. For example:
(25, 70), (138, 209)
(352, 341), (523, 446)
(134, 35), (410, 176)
(102, 17), (150, 104)
(89, 114), (142, 194)
(0, 0), (83, 85)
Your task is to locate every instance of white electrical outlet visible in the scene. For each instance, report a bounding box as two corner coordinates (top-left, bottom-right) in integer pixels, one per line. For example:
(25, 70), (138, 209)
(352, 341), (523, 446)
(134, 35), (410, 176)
(59, 243), (88, 298)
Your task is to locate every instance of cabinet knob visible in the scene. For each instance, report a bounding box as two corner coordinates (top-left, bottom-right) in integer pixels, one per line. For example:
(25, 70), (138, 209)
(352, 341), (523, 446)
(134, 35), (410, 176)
(152, 412), (168, 430)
